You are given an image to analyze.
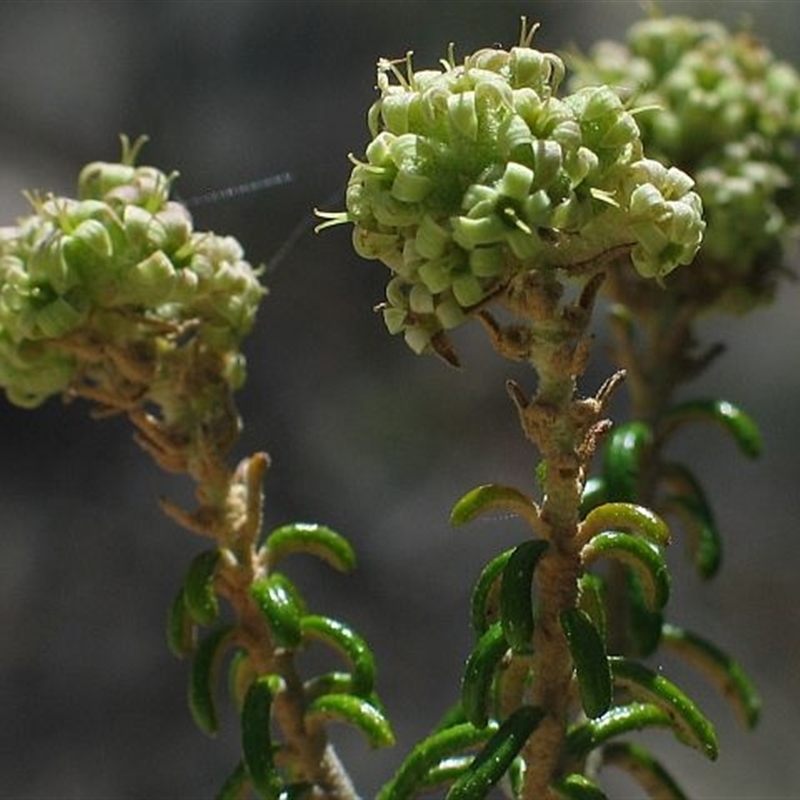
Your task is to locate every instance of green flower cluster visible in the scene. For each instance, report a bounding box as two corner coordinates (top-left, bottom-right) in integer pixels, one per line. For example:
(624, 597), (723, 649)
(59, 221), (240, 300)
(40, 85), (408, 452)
(0, 138), (264, 408)
(569, 16), (800, 310)
(328, 29), (705, 355)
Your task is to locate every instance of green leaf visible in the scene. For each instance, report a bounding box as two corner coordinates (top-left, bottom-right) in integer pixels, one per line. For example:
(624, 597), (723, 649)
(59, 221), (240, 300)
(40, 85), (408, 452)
(305, 693), (394, 748)
(264, 522), (356, 572)
(625, 569), (664, 657)
(610, 657), (719, 759)
(450, 484), (541, 530)
(561, 608), (611, 719)
(215, 760), (250, 800)
(602, 422), (654, 502)
(166, 586), (196, 658)
(418, 755), (473, 793)
(580, 502), (670, 547)
(300, 615), (376, 697)
(500, 540), (549, 653)
(660, 463), (722, 579)
(553, 774), (609, 800)
(661, 624), (761, 729)
(228, 649), (256, 713)
(189, 625), (235, 737)
(446, 705), (545, 799)
(251, 573), (303, 648)
(461, 622), (509, 728)
(241, 674), (283, 797)
(581, 532), (669, 611)
(566, 702), (674, 758)
(184, 549), (221, 626)
(602, 742), (688, 800)
(377, 722), (498, 800)
(470, 549), (514, 636)
(660, 399), (762, 459)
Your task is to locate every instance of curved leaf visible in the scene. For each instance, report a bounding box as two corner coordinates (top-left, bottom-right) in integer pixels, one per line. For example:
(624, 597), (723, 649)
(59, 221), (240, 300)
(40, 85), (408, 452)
(553, 774), (609, 800)
(189, 625), (235, 737)
(264, 522), (356, 572)
(461, 621), (509, 728)
(241, 674), (283, 797)
(660, 463), (721, 579)
(227, 648), (255, 713)
(450, 483), (543, 532)
(580, 502), (670, 548)
(610, 657), (718, 759)
(566, 702), (674, 758)
(251, 573), (304, 649)
(624, 569), (664, 658)
(581, 532), (670, 611)
(661, 624), (760, 729)
(446, 705), (545, 799)
(602, 742), (688, 800)
(300, 615), (376, 697)
(184, 549), (221, 626)
(471, 549), (514, 635)
(500, 540), (549, 653)
(376, 722), (498, 800)
(602, 422), (653, 502)
(167, 586), (196, 658)
(577, 574), (607, 641)
(305, 693), (394, 748)
(660, 399), (762, 459)
(561, 608), (611, 719)
(580, 476), (608, 517)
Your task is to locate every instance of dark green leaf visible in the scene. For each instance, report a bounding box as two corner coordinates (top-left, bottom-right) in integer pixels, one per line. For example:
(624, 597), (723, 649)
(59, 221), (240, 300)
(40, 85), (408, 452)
(553, 773), (609, 800)
(561, 608), (611, 718)
(602, 422), (653, 502)
(446, 705), (545, 799)
(167, 586), (196, 658)
(461, 622), (509, 728)
(500, 540), (549, 653)
(602, 742), (688, 800)
(189, 625), (235, 737)
(241, 674), (283, 797)
(184, 549), (221, 626)
(471, 549), (514, 636)
(305, 693), (394, 748)
(251, 573), (303, 648)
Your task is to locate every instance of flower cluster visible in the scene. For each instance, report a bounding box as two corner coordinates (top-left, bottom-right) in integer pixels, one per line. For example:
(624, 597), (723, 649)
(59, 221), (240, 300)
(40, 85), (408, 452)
(326, 26), (704, 356)
(0, 138), (265, 408)
(569, 16), (800, 311)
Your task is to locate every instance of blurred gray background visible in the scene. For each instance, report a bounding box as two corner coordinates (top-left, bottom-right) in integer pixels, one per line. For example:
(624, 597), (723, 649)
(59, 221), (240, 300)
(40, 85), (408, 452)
(0, 1), (798, 797)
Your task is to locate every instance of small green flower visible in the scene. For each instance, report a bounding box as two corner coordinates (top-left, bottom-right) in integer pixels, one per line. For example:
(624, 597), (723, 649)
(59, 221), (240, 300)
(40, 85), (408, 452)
(0, 136), (265, 408)
(325, 23), (704, 356)
(569, 15), (800, 311)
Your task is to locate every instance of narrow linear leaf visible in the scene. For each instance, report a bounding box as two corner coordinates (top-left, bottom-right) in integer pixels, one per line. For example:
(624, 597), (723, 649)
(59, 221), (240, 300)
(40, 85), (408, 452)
(660, 462), (722, 579)
(189, 625), (235, 737)
(241, 674), (283, 798)
(264, 522), (356, 572)
(462, 621), (509, 728)
(251, 573), (303, 649)
(602, 422), (654, 502)
(419, 755), (473, 793)
(500, 539), (549, 653)
(580, 502), (670, 547)
(661, 623), (761, 729)
(602, 742), (688, 800)
(446, 705), (545, 799)
(305, 693), (394, 748)
(300, 615), (376, 697)
(660, 399), (762, 459)
(303, 671), (354, 703)
(471, 549), (514, 636)
(376, 722), (498, 800)
(610, 657), (719, 759)
(184, 549), (221, 626)
(625, 569), (664, 658)
(553, 773), (609, 800)
(566, 702), (674, 758)
(450, 483), (542, 531)
(228, 648), (255, 712)
(167, 586), (196, 658)
(215, 760), (251, 800)
(561, 607), (612, 719)
(582, 532), (669, 611)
